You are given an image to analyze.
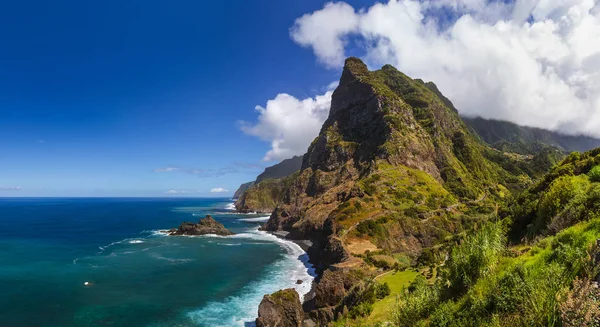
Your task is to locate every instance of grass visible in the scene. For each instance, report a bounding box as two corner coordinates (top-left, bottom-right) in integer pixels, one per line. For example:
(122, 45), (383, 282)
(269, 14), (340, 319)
(369, 270), (420, 323)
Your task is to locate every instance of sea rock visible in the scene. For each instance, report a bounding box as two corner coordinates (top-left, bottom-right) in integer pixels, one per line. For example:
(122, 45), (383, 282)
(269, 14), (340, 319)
(169, 215), (234, 236)
(256, 289), (303, 327)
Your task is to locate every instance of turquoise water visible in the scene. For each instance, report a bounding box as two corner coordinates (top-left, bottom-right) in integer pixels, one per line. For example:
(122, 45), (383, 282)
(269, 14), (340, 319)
(0, 198), (314, 327)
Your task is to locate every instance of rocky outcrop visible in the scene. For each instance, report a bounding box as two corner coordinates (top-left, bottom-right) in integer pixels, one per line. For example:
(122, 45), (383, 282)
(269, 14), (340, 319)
(169, 215), (233, 236)
(256, 289), (304, 327)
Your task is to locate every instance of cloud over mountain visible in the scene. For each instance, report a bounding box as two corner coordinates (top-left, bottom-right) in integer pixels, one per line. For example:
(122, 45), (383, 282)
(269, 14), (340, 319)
(290, 0), (600, 137)
(240, 88), (334, 162)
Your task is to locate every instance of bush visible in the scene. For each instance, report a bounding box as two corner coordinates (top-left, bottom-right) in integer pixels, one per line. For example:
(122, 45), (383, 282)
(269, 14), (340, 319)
(444, 222), (506, 295)
(374, 282), (391, 299)
(349, 301), (373, 318)
(394, 275), (440, 327)
(589, 165), (600, 183)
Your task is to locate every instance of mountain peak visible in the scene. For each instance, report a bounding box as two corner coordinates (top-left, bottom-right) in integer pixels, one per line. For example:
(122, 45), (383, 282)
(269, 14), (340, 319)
(340, 57), (369, 85)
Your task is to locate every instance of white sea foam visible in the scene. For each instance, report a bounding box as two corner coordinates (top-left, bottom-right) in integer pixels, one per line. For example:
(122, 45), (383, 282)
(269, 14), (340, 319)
(238, 216), (270, 223)
(225, 202), (236, 210)
(129, 240), (144, 244)
(185, 227), (316, 327)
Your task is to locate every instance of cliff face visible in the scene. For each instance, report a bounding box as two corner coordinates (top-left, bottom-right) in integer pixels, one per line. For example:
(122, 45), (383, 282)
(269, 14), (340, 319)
(265, 58), (534, 268)
(255, 156), (303, 183)
(234, 156), (303, 213)
(233, 181), (254, 200)
(234, 176), (296, 213)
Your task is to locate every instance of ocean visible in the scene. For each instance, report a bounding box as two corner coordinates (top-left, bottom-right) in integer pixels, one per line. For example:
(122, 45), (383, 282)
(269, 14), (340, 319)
(0, 197), (315, 327)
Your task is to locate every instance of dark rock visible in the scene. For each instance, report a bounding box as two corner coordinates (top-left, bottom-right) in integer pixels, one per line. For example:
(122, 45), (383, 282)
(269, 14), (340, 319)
(296, 279), (303, 284)
(313, 269), (359, 308)
(256, 289), (303, 327)
(169, 215), (234, 236)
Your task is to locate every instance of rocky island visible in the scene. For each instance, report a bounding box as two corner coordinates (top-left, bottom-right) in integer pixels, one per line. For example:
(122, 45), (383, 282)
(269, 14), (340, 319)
(168, 215), (234, 236)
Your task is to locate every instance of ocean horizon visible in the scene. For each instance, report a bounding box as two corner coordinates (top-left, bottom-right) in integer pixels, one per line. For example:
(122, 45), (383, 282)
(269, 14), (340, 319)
(0, 197), (315, 326)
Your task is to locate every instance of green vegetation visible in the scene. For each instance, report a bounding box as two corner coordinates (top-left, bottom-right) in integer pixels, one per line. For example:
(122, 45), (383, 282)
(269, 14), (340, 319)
(589, 165), (600, 183)
(234, 174), (297, 213)
(266, 58), (600, 327)
(337, 149), (600, 327)
(462, 116), (600, 155)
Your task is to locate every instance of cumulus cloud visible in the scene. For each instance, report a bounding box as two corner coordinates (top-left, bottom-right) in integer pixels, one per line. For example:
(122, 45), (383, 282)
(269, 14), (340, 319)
(210, 188), (229, 193)
(0, 186), (22, 191)
(240, 86), (335, 161)
(290, 0), (600, 137)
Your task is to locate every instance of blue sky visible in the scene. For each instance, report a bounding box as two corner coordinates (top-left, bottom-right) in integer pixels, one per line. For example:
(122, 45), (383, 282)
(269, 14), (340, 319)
(2, 0), (599, 196)
(0, 0), (372, 197)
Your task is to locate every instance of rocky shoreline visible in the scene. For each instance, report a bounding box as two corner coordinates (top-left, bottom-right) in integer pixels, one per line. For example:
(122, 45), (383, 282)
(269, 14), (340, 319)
(258, 225), (319, 327)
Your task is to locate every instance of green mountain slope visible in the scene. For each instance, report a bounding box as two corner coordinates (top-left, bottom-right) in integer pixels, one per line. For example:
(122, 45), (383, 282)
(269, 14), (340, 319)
(259, 58), (564, 326)
(463, 116), (600, 155)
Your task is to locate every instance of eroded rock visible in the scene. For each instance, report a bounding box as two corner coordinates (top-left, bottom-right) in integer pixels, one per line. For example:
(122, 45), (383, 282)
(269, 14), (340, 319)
(169, 215), (233, 236)
(256, 289), (303, 327)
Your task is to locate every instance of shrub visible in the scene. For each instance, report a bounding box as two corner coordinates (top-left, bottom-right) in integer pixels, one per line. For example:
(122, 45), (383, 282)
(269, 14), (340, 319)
(444, 222), (506, 295)
(589, 165), (600, 183)
(349, 301), (373, 318)
(394, 275), (440, 327)
(374, 282), (391, 299)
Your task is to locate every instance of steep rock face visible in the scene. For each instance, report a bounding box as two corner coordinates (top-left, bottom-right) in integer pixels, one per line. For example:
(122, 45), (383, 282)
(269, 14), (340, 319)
(234, 156), (303, 213)
(233, 181), (254, 200)
(235, 176), (295, 213)
(256, 289), (304, 327)
(266, 58), (521, 266)
(256, 156), (303, 183)
(169, 215), (233, 236)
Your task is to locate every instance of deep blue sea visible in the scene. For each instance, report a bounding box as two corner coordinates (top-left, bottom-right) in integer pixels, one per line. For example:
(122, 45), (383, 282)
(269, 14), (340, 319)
(0, 198), (314, 327)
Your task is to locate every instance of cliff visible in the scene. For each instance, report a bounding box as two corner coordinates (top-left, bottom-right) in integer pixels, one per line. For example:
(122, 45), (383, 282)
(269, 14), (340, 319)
(233, 181), (254, 200)
(266, 58), (536, 262)
(234, 176), (296, 213)
(259, 58), (556, 324)
(255, 156), (303, 183)
(234, 156), (303, 213)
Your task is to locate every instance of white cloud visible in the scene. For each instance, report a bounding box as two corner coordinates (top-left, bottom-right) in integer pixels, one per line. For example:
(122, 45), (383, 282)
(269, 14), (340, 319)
(0, 186), (21, 191)
(165, 189), (193, 194)
(240, 85), (336, 161)
(290, 0), (600, 137)
(210, 188), (229, 193)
